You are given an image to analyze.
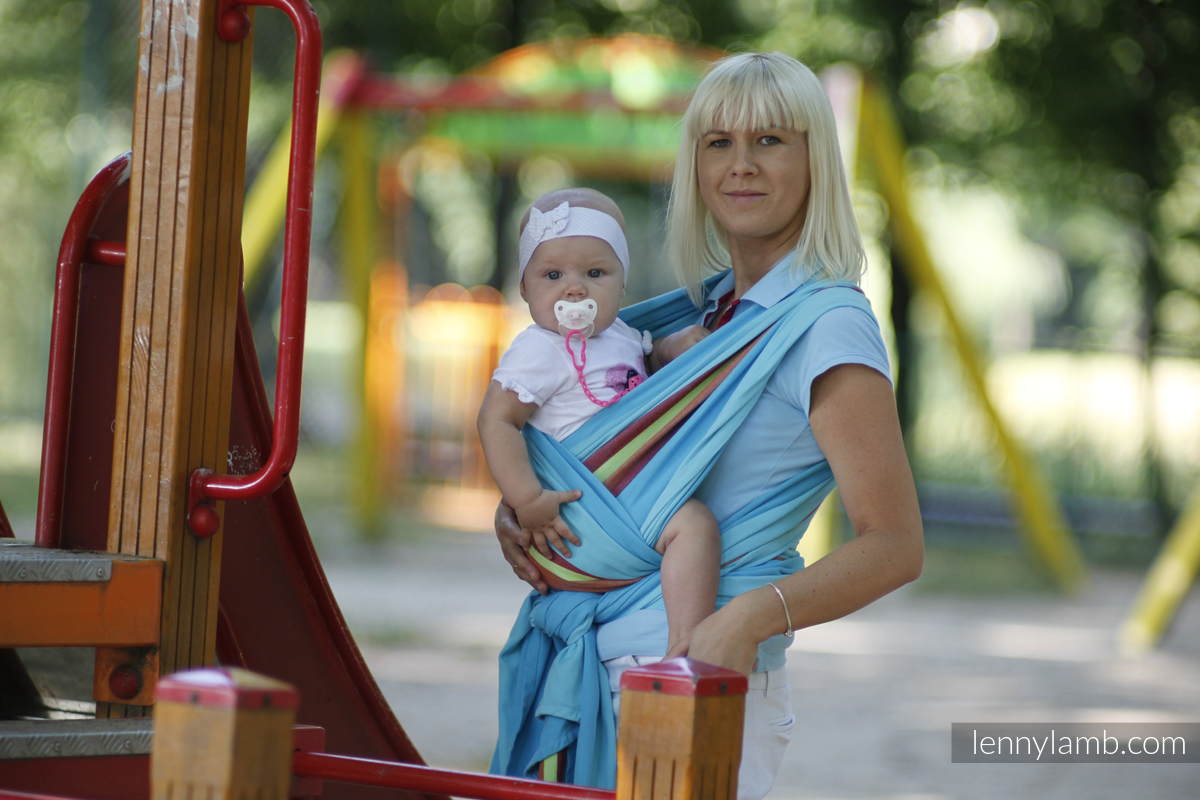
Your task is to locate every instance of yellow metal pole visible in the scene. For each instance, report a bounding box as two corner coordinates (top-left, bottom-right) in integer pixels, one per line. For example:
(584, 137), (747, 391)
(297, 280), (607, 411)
(1120, 485), (1200, 652)
(340, 110), (384, 540)
(241, 56), (348, 294)
(856, 76), (1086, 592)
(798, 491), (840, 566)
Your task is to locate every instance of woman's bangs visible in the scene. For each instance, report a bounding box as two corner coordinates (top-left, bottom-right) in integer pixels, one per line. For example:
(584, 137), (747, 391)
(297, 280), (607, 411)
(691, 71), (805, 136)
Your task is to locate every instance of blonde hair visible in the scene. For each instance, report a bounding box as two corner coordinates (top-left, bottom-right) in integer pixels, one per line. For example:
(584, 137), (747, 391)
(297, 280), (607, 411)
(666, 52), (865, 301)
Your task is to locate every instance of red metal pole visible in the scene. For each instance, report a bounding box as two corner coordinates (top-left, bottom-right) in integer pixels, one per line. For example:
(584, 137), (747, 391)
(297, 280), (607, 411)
(187, 0), (322, 536)
(35, 152), (131, 549)
(292, 752), (616, 800)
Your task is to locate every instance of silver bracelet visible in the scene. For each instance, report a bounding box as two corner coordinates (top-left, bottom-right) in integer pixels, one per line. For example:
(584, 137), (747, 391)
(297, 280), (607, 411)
(766, 582), (795, 641)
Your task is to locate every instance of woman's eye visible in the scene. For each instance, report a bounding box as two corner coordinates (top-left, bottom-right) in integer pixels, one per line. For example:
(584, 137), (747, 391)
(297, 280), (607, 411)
(546, 270), (561, 280)
(706, 137), (730, 148)
(759, 134), (782, 145)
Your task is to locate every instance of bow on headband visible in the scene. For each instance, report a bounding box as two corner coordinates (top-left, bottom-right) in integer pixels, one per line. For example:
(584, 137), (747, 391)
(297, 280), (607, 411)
(526, 201), (571, 243)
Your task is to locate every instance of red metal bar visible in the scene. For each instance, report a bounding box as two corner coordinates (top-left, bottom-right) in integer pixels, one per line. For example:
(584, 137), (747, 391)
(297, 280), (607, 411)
(187, 0), (323, 536)
(0, 791), (87, 800)
(85, 240), (127, 266)
(35, 152), (131, 548)
(292, 752), (615, 800)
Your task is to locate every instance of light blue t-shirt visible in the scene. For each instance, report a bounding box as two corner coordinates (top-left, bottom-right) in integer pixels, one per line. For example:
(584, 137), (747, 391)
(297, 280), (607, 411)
(596, 259), (892, 668)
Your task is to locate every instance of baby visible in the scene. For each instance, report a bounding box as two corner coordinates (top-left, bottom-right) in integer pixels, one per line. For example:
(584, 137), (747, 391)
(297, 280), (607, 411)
(477, 187), (717, 658)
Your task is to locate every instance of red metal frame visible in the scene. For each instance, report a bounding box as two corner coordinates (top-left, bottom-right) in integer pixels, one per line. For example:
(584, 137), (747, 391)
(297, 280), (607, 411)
(619, 656), (747, 697)
(35, 152), (131, 549)
(293, 752), (615, 800)
(187, 0), (323, 536)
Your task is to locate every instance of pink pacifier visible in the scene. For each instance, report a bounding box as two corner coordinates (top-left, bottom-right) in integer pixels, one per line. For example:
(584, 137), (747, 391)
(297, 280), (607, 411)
(555, 299), (597, 337)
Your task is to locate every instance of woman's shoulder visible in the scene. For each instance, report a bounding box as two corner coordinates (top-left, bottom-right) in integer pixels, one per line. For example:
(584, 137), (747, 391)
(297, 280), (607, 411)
(772, 303), (891, 412)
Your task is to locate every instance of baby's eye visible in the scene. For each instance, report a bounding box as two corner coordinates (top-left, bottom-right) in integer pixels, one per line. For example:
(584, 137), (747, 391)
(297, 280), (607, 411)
(545, 270), (562, 280)
(587, 268), (605, 278)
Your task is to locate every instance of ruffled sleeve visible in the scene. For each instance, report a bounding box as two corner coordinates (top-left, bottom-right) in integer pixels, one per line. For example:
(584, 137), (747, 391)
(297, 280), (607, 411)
(492, 326), (573, 406)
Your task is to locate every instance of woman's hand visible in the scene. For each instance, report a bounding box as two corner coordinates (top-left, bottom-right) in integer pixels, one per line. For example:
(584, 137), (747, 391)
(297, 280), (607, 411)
(495, 502), (548, 594)
(495, 501), (584, 595)
(684, 592), (770, 675)
(650, 325), (710, 370)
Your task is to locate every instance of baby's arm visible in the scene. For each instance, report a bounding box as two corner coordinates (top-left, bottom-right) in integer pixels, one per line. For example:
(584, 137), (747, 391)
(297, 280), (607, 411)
(648, 325), (710, 372)
(476, 382), (582, 556)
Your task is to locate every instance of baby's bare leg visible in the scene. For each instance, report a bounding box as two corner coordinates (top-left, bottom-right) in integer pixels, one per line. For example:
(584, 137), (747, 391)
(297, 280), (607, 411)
(656, 499), (720, 658)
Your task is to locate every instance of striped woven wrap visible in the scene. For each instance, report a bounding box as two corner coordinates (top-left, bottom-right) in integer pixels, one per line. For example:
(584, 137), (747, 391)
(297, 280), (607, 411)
(491, 275), (874, 789)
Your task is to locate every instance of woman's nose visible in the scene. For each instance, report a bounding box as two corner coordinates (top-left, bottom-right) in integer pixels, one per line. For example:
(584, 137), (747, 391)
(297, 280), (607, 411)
(731, 143), (757, 176)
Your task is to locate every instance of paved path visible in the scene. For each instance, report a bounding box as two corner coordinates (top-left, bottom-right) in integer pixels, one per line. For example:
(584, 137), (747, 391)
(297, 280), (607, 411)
(320, 529), (1200, 800)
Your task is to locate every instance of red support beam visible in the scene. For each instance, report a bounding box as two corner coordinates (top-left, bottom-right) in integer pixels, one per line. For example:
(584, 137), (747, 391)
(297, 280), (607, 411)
(293, 752), (615, 800)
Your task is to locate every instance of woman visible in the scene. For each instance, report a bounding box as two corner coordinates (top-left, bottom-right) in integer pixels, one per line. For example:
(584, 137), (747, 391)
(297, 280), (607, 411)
(495, 52), (923, 798)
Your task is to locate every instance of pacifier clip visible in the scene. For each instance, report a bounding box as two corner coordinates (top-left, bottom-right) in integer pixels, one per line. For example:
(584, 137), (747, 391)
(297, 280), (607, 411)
(555, 299), (640, 408)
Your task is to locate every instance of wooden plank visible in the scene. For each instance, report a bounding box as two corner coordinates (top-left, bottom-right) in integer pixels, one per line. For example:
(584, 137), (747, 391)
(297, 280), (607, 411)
(152, 670), (297, 799)
(106, 0), (254, 699)
(617, 687), (744, 800)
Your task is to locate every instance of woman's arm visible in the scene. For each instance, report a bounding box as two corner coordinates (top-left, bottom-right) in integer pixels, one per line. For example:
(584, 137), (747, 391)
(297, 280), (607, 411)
(477, 382), (582, 554)
(687, 363), (924, 674)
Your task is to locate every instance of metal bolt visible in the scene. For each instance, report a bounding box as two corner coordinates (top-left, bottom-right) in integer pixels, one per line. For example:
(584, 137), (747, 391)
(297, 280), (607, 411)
(96, 567), (106, 578)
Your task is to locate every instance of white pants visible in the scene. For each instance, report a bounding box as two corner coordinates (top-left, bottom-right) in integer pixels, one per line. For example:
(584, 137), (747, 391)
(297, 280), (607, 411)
(604, 656), (795, 800)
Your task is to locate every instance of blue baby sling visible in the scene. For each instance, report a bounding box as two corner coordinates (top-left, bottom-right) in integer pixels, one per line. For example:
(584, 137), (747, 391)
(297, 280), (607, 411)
(491, 275), (874, 788)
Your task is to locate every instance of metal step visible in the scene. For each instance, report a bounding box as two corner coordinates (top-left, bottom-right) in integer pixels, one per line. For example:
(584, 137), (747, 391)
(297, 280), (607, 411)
(0, 540), (121, 583)
(0, 718), (153, 759)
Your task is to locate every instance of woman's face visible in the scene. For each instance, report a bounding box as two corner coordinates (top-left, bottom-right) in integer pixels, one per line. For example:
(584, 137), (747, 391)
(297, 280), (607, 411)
(696, 127), (810, 252)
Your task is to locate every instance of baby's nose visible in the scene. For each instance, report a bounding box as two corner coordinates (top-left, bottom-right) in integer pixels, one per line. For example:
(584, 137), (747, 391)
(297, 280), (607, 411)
(564, 283), (587, 299)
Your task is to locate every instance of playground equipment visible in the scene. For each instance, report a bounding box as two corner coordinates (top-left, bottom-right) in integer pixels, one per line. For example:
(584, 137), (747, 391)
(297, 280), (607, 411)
(143, 662), (744, 800)
(0, 3), (752, 799)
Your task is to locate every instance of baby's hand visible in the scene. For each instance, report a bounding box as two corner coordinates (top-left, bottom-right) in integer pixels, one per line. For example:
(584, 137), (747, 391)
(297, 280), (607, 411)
(514, 489), (582, 552)
(652, 325), (710, 368)
(528, 515), (583, 559)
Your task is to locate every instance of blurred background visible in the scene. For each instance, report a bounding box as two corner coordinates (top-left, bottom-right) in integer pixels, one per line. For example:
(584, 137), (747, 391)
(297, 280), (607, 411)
(1, 1), (1199, 798)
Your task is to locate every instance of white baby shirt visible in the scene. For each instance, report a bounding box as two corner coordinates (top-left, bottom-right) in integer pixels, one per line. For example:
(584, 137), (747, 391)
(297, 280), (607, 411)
(492, 318), (650, 440)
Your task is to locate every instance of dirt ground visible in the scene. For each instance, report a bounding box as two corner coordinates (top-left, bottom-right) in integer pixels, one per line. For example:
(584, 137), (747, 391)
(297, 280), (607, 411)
(320, 527), (1200, 800)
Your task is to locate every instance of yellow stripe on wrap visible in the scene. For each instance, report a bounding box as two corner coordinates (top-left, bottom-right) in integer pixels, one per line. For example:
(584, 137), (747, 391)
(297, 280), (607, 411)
(529, 548), (596, 584)
(542, 752), (559, 782)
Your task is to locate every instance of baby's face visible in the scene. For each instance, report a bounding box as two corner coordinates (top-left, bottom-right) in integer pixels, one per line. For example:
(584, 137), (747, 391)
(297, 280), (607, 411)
(520, 236), (624, 336)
